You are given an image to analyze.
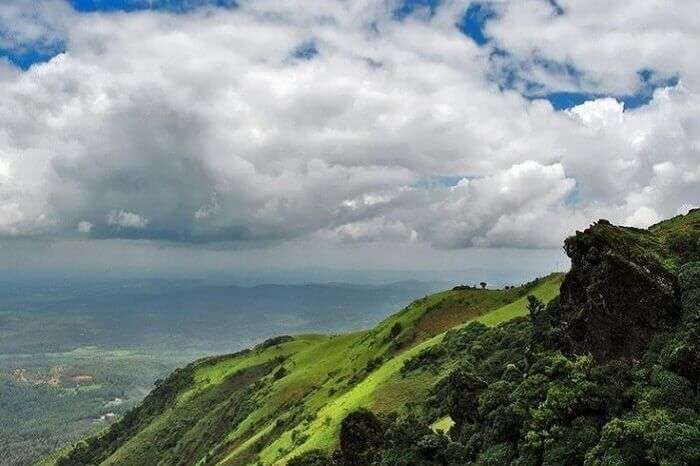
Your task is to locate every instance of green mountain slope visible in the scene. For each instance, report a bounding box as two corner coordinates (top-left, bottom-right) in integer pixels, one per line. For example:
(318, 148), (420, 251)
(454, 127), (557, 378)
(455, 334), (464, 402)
(48, 275), (563, 466)
(50, 209), (700, 466)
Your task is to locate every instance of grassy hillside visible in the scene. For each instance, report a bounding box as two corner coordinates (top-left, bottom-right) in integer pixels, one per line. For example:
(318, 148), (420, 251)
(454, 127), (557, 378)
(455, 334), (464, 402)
(51, 274), (564, 466)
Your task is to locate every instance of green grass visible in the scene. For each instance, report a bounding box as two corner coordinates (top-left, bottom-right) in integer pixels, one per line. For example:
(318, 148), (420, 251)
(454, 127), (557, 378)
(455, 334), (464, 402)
(260, 274), (565, 464)
(47, 274), (564, 466)
(475, 274), (563, 326)
(430, 416), (454, 435)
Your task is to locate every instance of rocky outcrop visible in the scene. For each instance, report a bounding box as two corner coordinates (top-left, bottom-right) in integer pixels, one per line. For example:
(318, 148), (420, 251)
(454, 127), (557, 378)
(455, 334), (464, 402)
(557, 220), (680, 361)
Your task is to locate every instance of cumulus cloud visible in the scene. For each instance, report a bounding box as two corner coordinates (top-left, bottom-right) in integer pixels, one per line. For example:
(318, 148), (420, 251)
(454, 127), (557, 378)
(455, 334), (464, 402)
(107, 210), (149, 229)
(0, 0), (697, 252)
(411, 161), (577, 248)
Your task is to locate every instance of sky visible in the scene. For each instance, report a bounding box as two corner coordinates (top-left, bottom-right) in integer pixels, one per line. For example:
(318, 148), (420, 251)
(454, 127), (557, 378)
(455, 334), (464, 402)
(0, 0), (698, 282)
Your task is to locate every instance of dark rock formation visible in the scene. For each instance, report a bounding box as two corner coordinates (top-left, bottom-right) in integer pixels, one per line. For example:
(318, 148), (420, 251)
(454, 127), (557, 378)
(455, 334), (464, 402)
(558, 220), (680, 361)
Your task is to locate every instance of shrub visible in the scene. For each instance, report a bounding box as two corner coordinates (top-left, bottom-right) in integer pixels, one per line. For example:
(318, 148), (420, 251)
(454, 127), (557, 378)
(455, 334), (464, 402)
(389, 322), (403, 340)
(287, 449), (333, 466)
(339, 409), (385, 465)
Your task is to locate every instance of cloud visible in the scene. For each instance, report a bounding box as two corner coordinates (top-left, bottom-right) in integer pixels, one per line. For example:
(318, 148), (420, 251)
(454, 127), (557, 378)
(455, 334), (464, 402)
(411, 161), (578, 248)
(107, 210), (149, 229)
(77, 220), (92, 233)
(0, 0), (73, 55)
(330, 217), (417, 243)
(486, 0), (700, 94)
(0, 0), (697, 252)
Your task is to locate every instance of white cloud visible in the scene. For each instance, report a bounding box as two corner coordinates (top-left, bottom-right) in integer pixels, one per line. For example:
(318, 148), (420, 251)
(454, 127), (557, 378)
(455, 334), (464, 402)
(410, 161), (578, 248)
(331, 217), (417, 243)
(77, 220), (92, 233)
(625, 206), (661, 229)
(0, 0), (697, 252)
(567, 98), (624, 131)
(0, 202), (25, 235)
(0, 0), (73, 54)
(107, 210), (149, 229)
(486, 0), (700, 93)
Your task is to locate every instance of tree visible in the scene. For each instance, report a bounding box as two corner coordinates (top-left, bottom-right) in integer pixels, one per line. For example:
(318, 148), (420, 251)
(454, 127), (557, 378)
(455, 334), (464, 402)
(339, 409), (385, 465)
(480, 282), (487, 289)
(287, 449), (333, 466)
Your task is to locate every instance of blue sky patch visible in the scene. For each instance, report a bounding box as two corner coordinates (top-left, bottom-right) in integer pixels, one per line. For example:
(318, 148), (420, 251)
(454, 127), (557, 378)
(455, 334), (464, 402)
(487, 45), (678, 111)
(393, 0), (440, 20)
(68, 0), (237, 13)
(0, 46), (65, 70)
(540, 70), (679, 110)
(543, 92), (597, 111)
(458, 2), (496, 46)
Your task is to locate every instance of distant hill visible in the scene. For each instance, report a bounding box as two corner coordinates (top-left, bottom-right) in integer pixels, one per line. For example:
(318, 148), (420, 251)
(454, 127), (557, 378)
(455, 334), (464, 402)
(0, 280), (447, 355)
(48, 209), (700, 465)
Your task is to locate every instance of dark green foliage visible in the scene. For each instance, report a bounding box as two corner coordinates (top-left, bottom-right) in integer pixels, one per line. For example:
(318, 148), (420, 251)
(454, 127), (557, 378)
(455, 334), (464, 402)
(363, 308), (697, 466)
(366, 357), (384, 373)
(679, 261), (700, 317)
(379, 415), (454, 465)
(587, 411), (700, 466)
(452, 285), (474, 290)
(389, 322), (403, 340)
(527, 295), (549, 346)
(338, 408), (386, 465)
(288, 449), (334, 466)
(660, 262), (700, 387)
(402, 321), (491, 374)
(669, 231), (700, 264)
(273, 365), (288, 380)
(431, 365), (486, 432)
(256, 335), (295, 351)
(334, 215), (700, 465)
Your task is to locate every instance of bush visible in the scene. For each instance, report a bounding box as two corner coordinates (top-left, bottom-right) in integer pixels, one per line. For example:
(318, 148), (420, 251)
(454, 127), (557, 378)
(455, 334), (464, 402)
(339, 409), (385, 465)
(365, 357), (383, 373)
(287, 449), (333, 466)
(389, 322), (403, 340)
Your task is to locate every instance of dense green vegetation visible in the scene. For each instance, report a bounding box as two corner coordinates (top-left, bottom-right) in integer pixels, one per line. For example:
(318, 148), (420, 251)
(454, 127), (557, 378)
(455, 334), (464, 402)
(50, 209), (700, 465)
(0, 348), (186, 466)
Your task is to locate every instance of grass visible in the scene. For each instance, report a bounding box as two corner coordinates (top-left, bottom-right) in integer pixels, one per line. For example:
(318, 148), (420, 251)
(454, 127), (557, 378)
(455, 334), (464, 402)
(46, 274), (564, 466)
(475, 274), (563, 326)
(256, 274), (564, 464)
(430, 416), (454, 435)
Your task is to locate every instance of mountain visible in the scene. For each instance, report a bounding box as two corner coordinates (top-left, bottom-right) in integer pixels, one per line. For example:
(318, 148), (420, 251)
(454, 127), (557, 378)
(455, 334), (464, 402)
(46, 209), (700, 465)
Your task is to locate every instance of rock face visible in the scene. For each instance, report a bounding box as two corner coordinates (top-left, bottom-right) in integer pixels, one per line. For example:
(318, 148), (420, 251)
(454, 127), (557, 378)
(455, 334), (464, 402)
(558, 221), (680, 361)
